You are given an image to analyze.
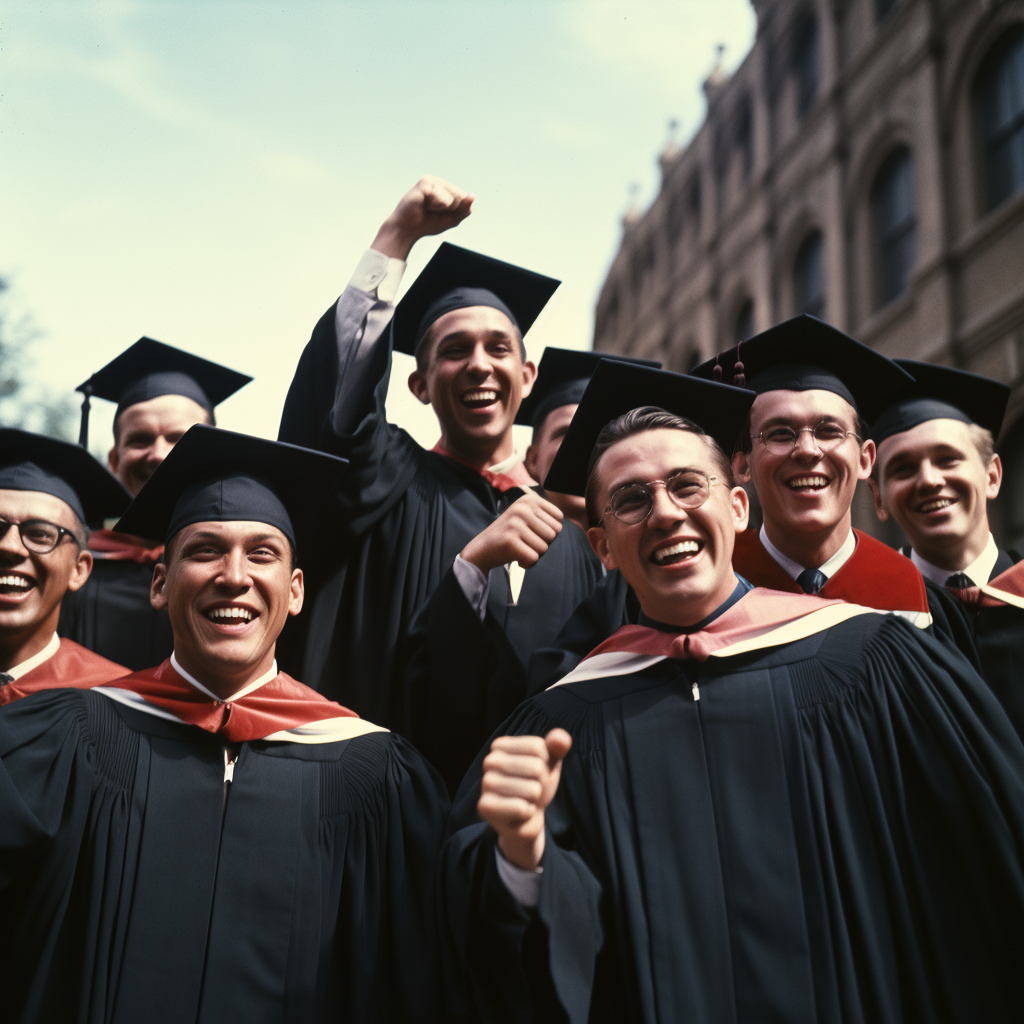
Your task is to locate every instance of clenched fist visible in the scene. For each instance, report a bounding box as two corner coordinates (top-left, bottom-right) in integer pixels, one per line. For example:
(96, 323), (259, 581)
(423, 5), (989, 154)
(460, 490), (564, 575)
(477, 728), (572, 870)
(372, 176), (475, 260)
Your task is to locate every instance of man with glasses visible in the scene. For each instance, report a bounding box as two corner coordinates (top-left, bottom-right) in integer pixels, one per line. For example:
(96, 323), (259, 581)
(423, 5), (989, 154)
(441, 361), (1024, 1023)
(0, 429), (131, 703)
(691, 315), (952, 627)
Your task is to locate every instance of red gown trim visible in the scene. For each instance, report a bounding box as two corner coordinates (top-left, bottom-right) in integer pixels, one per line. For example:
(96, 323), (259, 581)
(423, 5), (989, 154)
(89, 528), (164, 564)
(430, 441), (529, 493)
(0, 639), (127, 707)
(732, 529), (929, 613)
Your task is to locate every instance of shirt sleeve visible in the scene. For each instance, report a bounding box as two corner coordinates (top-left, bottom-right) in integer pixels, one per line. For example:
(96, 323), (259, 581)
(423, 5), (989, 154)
(495, 844), (543, 908)
(329, 248), (406, 437)
(453, 554), (491, 621)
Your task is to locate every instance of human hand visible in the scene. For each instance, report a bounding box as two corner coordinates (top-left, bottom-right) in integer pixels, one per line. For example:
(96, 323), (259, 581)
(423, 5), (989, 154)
(460, 491), (563, 575)
(372, 175), (475, 260)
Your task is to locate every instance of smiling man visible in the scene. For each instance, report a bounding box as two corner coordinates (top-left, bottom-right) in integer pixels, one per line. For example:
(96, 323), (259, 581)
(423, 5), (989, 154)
(869, 360), (1024, 732)
(0, 424), (450, 1023)
(0, 429), (130, 704)
(441, 361), (1024, 1024)
(691, 315), (944, 624)
(59, 338), (252, 670)
(278, 177), (608, 738)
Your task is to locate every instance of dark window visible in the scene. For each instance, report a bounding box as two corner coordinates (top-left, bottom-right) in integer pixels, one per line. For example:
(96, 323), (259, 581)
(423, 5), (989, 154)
(736, 98), (753, 177)
(793, 15), (820, 117)
(668, 193), (685, 244)
(793, 230), (825, 318)
(974, 27), (1024, 212)
(875, 0), (899, 22)
(871, 147), (917, 307)
(689, 177), (702, 233)
(735, 299), (755, 343)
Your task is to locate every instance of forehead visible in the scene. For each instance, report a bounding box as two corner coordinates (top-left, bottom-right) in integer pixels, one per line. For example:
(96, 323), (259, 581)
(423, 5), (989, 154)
(118, 393), (210, 434)
(0, 488), (77, 527)
(751, 388), (858, 428)
(596, 428), (716, 494)
(536, 403), (577, 441)
(877, 418), (980, 467)
(174, 520), (291, 547)
(426, 305), (520, 348)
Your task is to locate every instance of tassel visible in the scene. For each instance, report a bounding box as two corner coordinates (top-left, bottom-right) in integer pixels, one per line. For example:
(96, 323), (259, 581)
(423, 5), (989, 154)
(733, 342), (746, 389)
(78, 385), (93, 449)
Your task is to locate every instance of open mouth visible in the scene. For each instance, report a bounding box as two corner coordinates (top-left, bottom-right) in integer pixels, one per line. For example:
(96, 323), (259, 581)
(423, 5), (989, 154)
(787, 475), (829, 493)
(462, 389), (499, 410)
(651, 539), (703, 565)
(919, 497), (956, 514)
(0, 573), (34, 599)
(204, 605), (258, 627)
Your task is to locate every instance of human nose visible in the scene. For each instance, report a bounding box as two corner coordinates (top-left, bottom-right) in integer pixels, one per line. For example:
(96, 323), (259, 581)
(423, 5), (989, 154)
(791, 427), (822, 459)
(646, 483), (686, 527)
(918, 460), (944, 488)
(0, 523), (29, 558)
(465, 342), (492, 376)
(218, 549), (251, 590)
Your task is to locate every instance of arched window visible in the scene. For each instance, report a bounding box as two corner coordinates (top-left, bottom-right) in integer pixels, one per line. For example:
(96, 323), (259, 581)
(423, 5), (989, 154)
(793, 14), (820, 118)
(794, 230), (825, 318)
(871, 147), (916, 307)
(735, 299), (755, 344)
(974, 27), (1024, 213)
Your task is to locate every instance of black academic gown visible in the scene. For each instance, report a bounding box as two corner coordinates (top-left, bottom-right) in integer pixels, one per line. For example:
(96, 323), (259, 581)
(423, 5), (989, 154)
(441, 612), (1024, 1024)
(277, 302), (606, 734)
(58, 555), (174, 671)
(0, 688), (449, 1024)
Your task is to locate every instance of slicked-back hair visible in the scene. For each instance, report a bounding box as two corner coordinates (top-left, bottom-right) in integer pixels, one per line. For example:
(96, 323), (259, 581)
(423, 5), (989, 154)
(584, 406), (736, 527)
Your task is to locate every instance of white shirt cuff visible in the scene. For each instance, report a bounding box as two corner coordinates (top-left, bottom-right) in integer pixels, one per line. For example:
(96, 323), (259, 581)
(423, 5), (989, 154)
(347, 248), (406, 303)
(495, 845), (543, 908)
(453, 554), (490, 621)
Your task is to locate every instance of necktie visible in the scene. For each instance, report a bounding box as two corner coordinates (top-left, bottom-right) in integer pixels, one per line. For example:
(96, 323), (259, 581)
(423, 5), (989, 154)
(0, 672), (12, 686)
(945, 572), (973, 590)
(796, 567), (827, 595)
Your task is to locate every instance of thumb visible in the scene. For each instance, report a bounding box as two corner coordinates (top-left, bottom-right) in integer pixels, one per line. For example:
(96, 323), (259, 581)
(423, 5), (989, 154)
(545, 728), (572, 765)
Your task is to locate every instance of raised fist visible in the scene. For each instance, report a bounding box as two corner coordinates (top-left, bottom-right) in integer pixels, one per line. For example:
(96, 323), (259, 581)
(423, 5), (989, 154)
(372, 176), (475, 260)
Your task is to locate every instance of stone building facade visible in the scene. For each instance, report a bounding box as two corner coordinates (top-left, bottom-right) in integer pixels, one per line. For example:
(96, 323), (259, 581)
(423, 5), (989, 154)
(593, 0), (1024, 548)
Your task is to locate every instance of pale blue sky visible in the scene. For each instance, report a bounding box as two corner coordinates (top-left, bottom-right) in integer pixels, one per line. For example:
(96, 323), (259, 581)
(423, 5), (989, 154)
(1, 0), (755, 452)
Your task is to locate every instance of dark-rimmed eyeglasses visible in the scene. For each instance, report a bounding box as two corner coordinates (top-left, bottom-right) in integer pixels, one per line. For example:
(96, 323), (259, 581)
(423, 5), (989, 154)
(752, 422), (861, 455)
(603, 470), (723, 526)
(0, 517), (80, 554)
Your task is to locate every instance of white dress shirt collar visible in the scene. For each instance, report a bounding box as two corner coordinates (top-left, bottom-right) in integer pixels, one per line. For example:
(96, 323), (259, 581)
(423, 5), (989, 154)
(170, 651), (279, 703)
(5, 632), (61, 681)
(910, 533), (999, 588)
(759, 524), (857, 582)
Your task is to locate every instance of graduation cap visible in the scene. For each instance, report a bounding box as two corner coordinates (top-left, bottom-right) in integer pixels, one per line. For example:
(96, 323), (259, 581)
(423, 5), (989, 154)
(543, 361), (756, 496)
(514, 348), (662, 430)
(0, 428), (132, 528)
(115, 424), (347, 548)
(391, 242), (560, 357)
(689, 315), (914, 423)
(76, 338), (253, 449)
(870, 360), (1011, 444)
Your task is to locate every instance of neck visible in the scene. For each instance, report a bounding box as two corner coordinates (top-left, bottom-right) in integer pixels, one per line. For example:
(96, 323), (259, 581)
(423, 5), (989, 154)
(172, 646), (277, 700)
(641, 575), (740, 630)
(438, 429), (517, 473)
(0, 615), (59, 673)
(915, 525), (992, 573)
(763, 513), (852, 570)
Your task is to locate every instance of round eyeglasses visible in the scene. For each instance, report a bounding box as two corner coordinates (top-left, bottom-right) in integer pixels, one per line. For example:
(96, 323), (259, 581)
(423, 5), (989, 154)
(0, 517), (80, 554)
(603, 470), (723, 526)
(752, 422), (861, 455)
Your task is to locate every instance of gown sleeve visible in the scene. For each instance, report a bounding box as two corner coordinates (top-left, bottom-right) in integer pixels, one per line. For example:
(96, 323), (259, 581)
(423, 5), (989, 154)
(440, 696), (604, 1024)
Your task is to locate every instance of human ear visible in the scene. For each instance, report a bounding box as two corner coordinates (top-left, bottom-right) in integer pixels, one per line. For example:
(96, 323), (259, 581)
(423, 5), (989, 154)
(288, 568), (304, 616)
(732, 451), (751, 484)
(587, 526), (616, 571)
(67, 549), (94, 592)
(987, 453), (1003, 500)
(407, 370), (431, 405)
(519, 359), (538, 399)
(524, 443), (540, 482)
(108, 445), (120, 475)
(730, 486), (750, 532)
(858, 439), (876, 480)
(868, 478), (889, 522)
(150, 562), (169, 611)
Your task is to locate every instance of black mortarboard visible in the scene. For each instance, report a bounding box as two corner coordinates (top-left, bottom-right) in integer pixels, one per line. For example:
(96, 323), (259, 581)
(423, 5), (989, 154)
(0, 428), (132, 528)
(544, 362), (756, 496)
(114, 424), (347, 548)
(76, 338), (253, 449)
(391, 242), (560, 357)
(514, 349), (662, 430)
(689, 314), (913, 422)
(870, 360), (1011, 444)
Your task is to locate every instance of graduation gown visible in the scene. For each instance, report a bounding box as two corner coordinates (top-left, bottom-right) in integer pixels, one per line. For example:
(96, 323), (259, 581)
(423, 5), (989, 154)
(441, 597), (1024, 1024)
(277, 297), (606, 733)
(0, 638), (125, 706)
(57, 530), (173, 671)
(0, 681), (450, 1024)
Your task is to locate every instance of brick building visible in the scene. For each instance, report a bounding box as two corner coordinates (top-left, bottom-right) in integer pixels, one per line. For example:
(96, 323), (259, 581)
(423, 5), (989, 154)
(593, 0), (1024, 547)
